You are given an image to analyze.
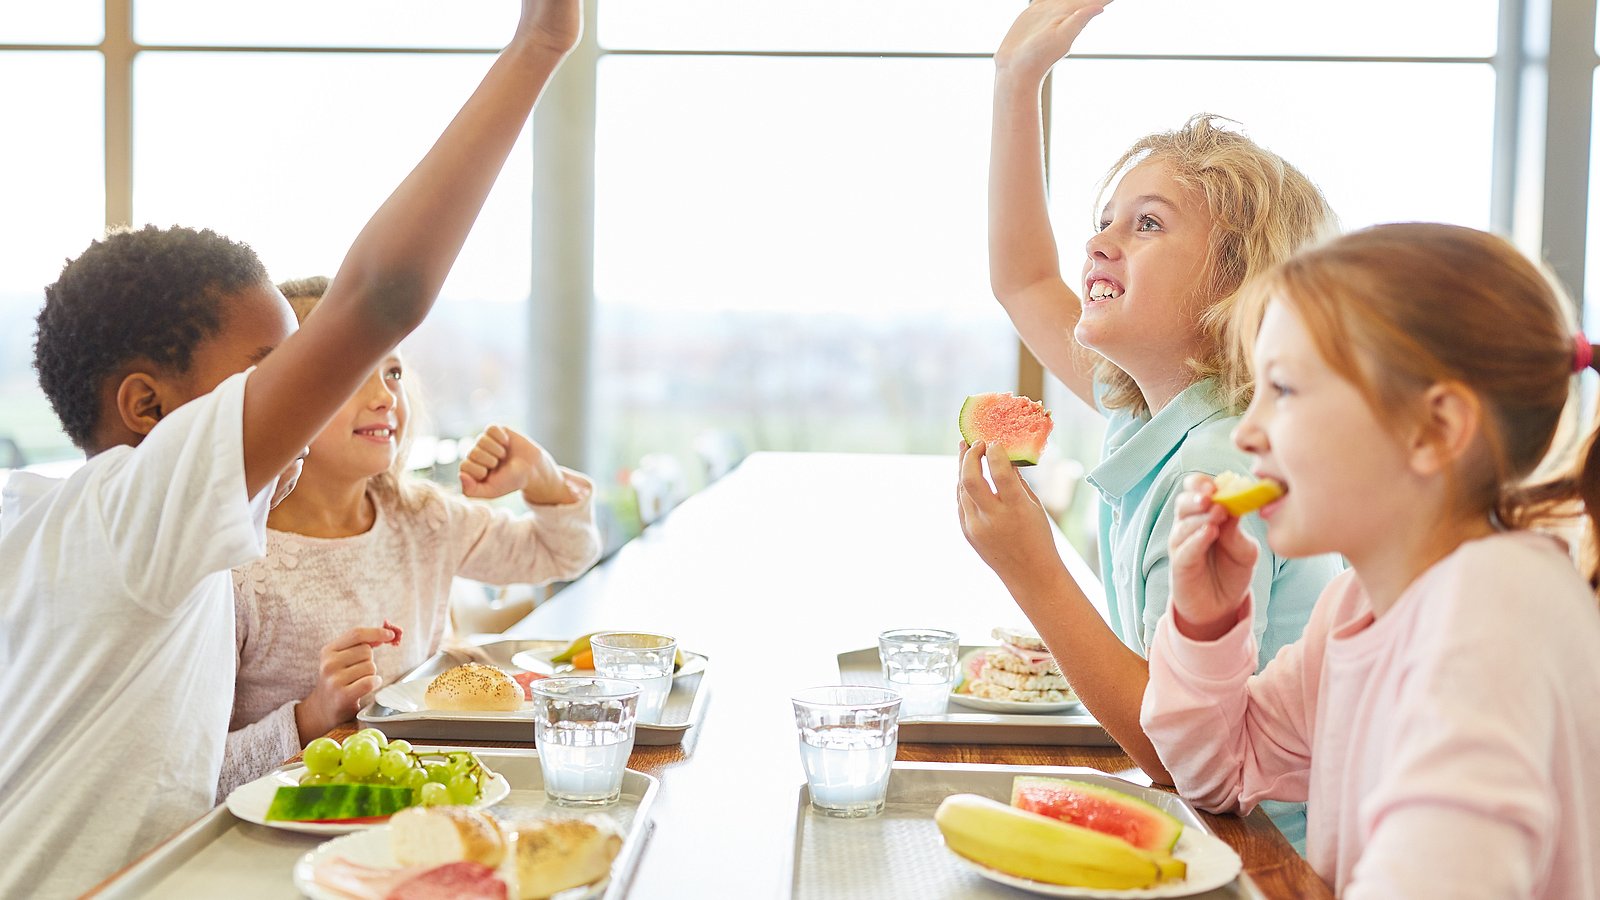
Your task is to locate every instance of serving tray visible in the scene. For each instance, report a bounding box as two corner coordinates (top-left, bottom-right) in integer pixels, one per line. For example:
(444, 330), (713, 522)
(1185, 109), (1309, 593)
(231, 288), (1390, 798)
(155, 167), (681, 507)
(837, 647), (1113, 746)
(90, 749), (657, 899)
(359, 638), (709, 746)
(785, 762), (1264, 899)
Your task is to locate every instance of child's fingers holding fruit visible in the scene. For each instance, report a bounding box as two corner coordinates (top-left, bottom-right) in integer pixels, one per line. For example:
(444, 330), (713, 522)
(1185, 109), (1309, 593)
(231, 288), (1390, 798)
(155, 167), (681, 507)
(1168, 474), (1258, 642)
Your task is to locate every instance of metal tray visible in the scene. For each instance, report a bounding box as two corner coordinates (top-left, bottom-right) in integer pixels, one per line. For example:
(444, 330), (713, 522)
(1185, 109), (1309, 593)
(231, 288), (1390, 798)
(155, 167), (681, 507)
(92, 749), (657, 900)
(359, 638), (710, 745)
(837, 647), (1113, 746)
(785, 762), (1264, 899)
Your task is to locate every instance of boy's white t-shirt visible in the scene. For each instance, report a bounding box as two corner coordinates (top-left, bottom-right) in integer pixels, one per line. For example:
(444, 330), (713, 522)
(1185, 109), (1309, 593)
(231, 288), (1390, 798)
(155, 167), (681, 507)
(0, 370), (271, 898)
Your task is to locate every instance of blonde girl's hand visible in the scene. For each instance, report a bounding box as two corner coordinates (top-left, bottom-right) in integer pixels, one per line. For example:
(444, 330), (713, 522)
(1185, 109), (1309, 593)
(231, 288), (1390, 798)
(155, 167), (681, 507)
(994, 0), (1111, 79)
(295, 625), (397, 742)
(514, 0), (584, 56)
(459, 425), (578, 505)
(1167, 474), (1258, 641)
(956, 440), (1064, 585)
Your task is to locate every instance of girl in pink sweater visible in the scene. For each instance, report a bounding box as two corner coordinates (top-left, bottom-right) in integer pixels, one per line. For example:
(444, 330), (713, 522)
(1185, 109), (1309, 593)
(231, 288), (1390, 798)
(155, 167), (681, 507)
(221, 277), (601, 796)
(1142, 223), (1600, 898)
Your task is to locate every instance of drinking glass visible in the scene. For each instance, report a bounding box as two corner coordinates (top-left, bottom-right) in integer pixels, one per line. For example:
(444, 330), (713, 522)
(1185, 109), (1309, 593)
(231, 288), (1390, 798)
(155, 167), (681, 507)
(529, 677), (638, 807)
(877, 628), (960, 718)
(791, 685), (901, 818)
(589, 631), (677, 725)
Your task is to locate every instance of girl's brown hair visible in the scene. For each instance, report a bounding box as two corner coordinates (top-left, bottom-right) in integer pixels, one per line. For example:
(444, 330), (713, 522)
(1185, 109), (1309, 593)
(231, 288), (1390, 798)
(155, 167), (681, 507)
(1094, 114), (1338, 416)
(1241, 223), (1600, 588)
(277, 276), (429, 511)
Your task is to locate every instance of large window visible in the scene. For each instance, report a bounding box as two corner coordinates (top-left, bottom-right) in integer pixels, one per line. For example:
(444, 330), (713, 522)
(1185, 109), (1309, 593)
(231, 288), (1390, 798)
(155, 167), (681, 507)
(0, 8), (528, 467)
(592, 53), (1016, 484)
(0, 52), (103, 466)
(3, 0), (1598, 508)
(133, 51), (533, 441)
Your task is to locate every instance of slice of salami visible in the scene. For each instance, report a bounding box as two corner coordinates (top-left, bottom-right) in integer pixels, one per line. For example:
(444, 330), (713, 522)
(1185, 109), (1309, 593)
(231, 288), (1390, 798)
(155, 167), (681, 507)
(387, 861), (507, 900)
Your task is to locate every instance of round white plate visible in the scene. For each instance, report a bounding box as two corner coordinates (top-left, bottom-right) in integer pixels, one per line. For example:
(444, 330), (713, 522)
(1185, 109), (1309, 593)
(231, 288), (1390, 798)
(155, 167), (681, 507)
(947, 691), (1082, 715)
(226, 764), (510, 835)
(294, 826), (608, 900)
(949, 827), (1243, 898)
(509, 646), (708, 679)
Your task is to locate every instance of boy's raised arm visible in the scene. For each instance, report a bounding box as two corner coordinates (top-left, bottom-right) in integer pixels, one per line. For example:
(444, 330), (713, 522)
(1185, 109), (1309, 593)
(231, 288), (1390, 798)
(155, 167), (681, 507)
(241, 0), (582, 498)
(989, 0), (1108, 408)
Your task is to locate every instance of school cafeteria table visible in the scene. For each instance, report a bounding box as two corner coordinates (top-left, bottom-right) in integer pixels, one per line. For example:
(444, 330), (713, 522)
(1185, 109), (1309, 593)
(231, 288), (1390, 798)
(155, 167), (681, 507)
(104, 451), (1333, 899)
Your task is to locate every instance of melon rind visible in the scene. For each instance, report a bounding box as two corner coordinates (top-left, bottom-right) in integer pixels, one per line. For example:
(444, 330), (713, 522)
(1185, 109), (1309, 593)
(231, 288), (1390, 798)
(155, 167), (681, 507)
(958, 393), (1052, 467)
(1009, 777), (1184, 854)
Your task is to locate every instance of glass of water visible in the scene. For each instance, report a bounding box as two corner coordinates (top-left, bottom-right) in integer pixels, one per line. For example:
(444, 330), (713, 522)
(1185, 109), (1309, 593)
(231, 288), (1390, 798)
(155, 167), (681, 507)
(791, 685), (901, 818)
(589, 631), (677, 725)
(529, 677), (639, 807)
(877, 628), (960, 718)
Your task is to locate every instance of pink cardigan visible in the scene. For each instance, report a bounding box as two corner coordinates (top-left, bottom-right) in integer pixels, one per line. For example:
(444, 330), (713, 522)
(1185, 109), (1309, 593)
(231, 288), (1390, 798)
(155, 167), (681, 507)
(1142, 531), (1600, 898)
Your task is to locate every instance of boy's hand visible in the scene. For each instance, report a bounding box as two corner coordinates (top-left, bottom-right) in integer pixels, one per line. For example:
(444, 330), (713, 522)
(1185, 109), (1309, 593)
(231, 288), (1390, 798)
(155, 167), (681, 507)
(956, 441), (1065, 585)
(295, 624), (398, 742)
(995, 0), (1110, 80)
(515, 0), (584, 56)
(1168, 474), (1257, 641)
(460, 425), (578, 505)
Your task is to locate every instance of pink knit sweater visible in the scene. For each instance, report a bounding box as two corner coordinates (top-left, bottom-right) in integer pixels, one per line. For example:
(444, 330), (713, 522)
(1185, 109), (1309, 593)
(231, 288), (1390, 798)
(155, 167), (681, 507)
(220, 478), (600, 797)
(1142, 531), (1600, 898)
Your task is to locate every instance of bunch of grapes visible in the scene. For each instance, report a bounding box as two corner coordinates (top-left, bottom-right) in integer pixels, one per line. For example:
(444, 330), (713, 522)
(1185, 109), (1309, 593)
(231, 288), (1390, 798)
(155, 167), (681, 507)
(300, 729), (490, 807)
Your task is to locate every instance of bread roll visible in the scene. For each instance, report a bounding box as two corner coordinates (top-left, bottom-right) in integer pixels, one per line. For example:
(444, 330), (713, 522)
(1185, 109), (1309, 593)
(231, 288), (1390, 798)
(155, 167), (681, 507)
(509, 818), (622, 899)
(390, 806), (507, 868)
(425, 663), (523, 712)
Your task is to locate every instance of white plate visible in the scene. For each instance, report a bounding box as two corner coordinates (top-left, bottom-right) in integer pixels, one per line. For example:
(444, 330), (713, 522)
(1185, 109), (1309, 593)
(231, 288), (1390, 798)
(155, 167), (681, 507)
(950, 827), (1243, 898)
(293, 824), (608, 900)
(226, 763), (510, 835)
(374, 679), (536, 719)
(509, 645), (709, 679)
(947, 691), (1083, 715)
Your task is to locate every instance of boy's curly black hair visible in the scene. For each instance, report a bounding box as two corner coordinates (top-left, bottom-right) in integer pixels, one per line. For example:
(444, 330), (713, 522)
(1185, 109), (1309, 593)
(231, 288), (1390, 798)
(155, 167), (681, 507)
(34, 225), (269, 449)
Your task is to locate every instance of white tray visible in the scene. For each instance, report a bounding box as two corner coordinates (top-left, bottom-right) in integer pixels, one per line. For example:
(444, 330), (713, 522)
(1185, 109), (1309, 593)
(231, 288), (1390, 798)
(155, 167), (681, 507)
(91, 749), (657, 900)
(837, 648), (1114, 746)
(359, 638), (710, 746)
(784, 762), (1264, 900)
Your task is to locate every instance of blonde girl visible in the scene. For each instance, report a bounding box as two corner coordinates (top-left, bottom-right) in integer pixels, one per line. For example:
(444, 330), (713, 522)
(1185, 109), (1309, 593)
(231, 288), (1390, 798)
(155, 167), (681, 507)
(220, 277), (601, 796)
(1146, 223), (1600, 897)
(956, 0), (1342, 847)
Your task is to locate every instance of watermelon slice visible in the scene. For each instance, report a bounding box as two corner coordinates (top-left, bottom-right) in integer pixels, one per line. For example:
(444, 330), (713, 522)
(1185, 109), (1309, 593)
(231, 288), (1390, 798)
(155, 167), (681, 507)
(958, 393), (1053, 466)
(1010, 777), (1183, 853)
(265, 784), (415, 822)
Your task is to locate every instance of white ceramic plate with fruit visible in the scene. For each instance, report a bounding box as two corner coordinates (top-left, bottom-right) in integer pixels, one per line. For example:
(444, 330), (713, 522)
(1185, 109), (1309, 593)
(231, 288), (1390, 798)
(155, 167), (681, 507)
(954, 827), (1242, 898)
(226, 734), (510, 835)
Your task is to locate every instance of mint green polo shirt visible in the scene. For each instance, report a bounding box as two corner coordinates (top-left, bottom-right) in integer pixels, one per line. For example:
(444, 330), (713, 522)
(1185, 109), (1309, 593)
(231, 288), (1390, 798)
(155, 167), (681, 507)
(1088, 378), (1342, 854)
(1088, 378), (1340, 669)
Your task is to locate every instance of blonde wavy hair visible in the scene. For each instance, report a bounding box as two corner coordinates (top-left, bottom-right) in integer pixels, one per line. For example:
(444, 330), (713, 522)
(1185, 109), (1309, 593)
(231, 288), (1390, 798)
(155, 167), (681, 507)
(1093, 115), (1338, 416)
(277, 276), (429, 511)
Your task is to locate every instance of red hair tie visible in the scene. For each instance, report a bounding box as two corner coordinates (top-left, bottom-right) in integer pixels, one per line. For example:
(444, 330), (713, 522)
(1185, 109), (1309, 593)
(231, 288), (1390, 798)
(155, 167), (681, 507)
(1575, 334), (1594, 374)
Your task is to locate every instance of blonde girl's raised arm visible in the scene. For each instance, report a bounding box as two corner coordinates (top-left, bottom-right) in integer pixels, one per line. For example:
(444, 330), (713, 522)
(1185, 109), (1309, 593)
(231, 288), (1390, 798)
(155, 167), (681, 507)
(990, 0), (1109, 409)
(241, 0), (582, 499)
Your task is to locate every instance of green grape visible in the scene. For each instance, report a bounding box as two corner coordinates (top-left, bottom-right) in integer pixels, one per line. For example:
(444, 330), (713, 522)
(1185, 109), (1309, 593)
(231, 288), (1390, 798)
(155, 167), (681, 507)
(352, 728), (388, 749)
(341, 736), (381, 778)
(446, 773), (478, 805)
(299, 772), (332, 786)
(419, 782), (449, 807)
(303, 738), (342, 776)
(387, 739), (413, 756)
(402, 768), (427, 791)
(378, 749), (411, 782)
(329, 771), (351, 784)
(424, 763), (451, 784)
